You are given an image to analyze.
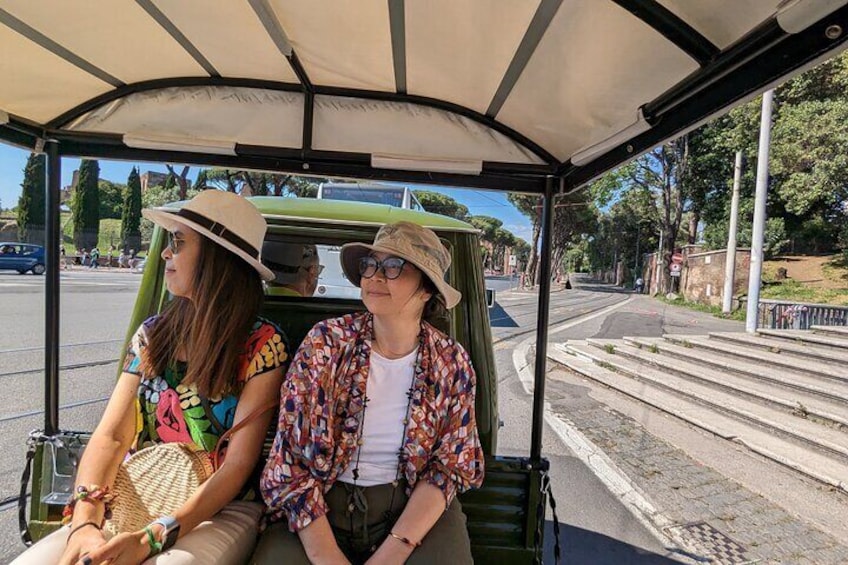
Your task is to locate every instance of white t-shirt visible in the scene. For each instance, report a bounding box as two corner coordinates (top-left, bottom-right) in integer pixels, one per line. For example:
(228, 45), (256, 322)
(338, 346), (417, 486)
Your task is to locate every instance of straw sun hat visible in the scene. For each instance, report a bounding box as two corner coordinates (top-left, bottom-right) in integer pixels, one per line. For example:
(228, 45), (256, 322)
(340, 221), (462, 309)
(142, 190), (275, 281)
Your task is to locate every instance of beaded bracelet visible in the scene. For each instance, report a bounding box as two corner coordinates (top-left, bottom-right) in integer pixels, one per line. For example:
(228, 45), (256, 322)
(61, 485), (116, 525)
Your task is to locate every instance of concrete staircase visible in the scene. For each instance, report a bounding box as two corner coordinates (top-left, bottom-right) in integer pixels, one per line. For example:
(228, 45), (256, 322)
(548, 325), (848, 494)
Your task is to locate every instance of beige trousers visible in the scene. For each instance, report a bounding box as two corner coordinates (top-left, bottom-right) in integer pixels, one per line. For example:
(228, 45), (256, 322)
(11, 501), (263, 565)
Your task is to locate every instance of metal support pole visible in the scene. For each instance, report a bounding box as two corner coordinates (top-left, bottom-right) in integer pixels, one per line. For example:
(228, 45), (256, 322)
(746, 90), (774, 333)
(653, 229), (663, 295)
(530, 177), (555, 462)
(44, 141), (61, 435)
(722, 151), (743, 314)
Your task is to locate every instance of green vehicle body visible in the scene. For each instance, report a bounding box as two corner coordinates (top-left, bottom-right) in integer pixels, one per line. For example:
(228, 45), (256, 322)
(28, 197), (547, 563)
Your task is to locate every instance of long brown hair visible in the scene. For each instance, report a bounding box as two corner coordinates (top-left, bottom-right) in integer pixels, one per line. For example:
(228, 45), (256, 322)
(141, 236), (263, 398)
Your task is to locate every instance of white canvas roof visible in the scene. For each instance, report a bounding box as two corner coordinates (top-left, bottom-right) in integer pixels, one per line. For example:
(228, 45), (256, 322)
(1, 0), (847, 192)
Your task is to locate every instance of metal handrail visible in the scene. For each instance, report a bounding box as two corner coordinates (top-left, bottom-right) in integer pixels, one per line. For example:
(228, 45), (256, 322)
(755, 299), (848, 329)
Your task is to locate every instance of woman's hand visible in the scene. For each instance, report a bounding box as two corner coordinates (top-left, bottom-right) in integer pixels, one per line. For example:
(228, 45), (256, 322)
(58, 525), (107, 565)
(70, 530), (151, 565)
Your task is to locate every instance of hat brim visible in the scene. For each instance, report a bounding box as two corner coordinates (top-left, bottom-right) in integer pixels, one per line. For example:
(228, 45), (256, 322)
(142, 208), (275, 282)
(340, 242), (462, 309)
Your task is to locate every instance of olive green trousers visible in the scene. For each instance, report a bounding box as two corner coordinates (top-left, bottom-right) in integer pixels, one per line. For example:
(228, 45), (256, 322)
(251, 481), (473, 565)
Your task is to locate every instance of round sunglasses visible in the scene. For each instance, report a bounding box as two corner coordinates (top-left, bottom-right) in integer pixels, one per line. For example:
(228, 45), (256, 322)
(358, 256), (411, 280)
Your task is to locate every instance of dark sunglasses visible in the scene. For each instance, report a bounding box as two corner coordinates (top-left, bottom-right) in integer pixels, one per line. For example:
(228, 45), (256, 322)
(166, 231), (187, 255)
(358, 256), (410, 280)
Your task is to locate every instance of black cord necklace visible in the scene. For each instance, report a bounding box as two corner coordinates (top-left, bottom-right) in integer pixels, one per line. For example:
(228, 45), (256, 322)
(347, 323), (425, 539)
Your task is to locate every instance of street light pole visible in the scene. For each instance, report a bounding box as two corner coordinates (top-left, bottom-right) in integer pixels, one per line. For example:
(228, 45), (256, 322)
(746, 90), (774, 332)
(723, 151), (743, 314)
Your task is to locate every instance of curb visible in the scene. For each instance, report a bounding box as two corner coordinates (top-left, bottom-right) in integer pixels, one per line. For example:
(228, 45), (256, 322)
(510, 296), (699, 559)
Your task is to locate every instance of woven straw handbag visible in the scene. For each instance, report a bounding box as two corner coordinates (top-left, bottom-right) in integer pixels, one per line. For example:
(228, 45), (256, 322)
(105, 400), (277, 535)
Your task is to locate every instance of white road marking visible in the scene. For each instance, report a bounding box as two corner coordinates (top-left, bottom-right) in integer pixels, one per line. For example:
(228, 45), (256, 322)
(510, 296), (688, 552)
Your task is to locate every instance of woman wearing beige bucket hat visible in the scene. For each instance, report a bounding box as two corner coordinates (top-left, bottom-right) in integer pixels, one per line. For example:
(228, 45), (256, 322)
(14, 191), (289, 565)
(256, 221), (484, 565)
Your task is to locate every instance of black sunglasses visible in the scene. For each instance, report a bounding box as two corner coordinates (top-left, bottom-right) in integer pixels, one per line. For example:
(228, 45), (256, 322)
(358, 256), (410, 280)
(166, 231), (187, 255)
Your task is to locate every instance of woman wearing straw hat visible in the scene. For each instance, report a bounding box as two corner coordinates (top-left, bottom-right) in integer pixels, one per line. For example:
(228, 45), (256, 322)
(255, 221), (484, 565)
(14, 191), (289, 565)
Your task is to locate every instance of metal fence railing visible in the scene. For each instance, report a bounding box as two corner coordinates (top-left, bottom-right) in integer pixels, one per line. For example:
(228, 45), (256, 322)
(756, 299), (848, 330)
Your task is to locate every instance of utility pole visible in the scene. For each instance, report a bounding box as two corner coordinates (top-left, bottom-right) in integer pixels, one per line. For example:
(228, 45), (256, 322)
(746, 90), (774, 332)
(653, 229), (664, 295)
(723, 151), (743, 314)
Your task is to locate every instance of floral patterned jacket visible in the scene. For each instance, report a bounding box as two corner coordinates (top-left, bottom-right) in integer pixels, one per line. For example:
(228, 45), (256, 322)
(260, 312), (484, 532)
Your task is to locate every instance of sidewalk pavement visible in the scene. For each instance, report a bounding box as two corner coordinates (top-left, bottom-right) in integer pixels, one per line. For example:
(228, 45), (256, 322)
(539, 288), (848, 564)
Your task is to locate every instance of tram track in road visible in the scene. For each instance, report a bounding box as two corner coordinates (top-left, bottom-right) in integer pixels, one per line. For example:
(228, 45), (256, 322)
(0, 338), (123, 356)
(0, 358), (119, 380)
(0, 396), (109, 424)
(491, 293), (628, 346)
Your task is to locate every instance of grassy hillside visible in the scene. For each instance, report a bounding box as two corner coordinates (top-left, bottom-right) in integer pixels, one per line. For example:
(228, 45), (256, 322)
(761, 255), (848, 305)
(61, 214), (127, 253)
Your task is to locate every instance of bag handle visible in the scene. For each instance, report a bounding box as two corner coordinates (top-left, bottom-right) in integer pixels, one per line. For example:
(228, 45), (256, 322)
(211, 400), (278, 470)
(18, 437), (38, 546)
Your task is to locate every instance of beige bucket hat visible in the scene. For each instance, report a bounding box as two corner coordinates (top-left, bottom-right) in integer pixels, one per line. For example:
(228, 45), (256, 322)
(142, 190), (275, 281)
(340, 221), (461, 309)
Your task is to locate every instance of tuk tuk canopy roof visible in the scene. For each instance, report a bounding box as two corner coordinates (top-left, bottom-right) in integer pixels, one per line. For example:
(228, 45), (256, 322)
(1, 0), (847, 192)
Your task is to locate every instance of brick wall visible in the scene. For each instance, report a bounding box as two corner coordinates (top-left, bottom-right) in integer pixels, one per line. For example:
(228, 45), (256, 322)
(682, 249), (750, 307)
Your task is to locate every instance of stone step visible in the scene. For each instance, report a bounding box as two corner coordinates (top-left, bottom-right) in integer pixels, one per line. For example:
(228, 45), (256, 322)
(623, 336), (848, 404)
(599, 338), (848, 429)
(565, 340), (848, 462)
(708, 331), (848, 367)
(661, 333), (848, 385)
(549, 344), (848, 494)
(810, 325), (848, 338)
(758, 328), (848, 352)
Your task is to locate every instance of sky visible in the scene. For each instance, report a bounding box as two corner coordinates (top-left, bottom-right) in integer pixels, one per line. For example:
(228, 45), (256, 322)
(0, 144), (532, 243)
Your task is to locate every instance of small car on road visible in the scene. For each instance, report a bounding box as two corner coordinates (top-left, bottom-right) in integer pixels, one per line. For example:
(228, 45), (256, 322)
(0, 242), (46, 275)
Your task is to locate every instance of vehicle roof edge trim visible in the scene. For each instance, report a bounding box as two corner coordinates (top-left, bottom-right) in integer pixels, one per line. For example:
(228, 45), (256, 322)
(777, 0), (848, 33)
(371, 154), (483, 175)
(53, 135), (549, 193)
(124, 132), (236, 156)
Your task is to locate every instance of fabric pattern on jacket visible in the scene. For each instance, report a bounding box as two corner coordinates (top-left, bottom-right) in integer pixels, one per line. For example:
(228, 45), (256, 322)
(260, 311), (484, 532)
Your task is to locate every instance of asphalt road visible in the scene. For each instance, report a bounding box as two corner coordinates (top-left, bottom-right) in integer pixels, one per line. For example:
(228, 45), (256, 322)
(0, 272), (683, 563)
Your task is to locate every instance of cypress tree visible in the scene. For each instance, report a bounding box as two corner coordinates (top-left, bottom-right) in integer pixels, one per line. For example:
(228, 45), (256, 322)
(72, 159), (100, 250)
(121, 167), (142, 252)
(17, 153), (46, 243)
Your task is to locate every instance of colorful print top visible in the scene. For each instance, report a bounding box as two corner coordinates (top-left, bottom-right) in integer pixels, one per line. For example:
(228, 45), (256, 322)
(122, 316), (289, 451)
(260, 312), (484, 532)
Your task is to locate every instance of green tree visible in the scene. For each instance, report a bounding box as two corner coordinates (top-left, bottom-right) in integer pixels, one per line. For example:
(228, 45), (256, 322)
(17, 153), (45, 243)
(122, 167), (143, 252)
(72, 159), (100, 250)
(98, 179), (127, 219)
(507, 193), (542, 284)
(202, 168), (322, 197)
(139, 183), (199, 245)
(413, 190), (469, 220)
